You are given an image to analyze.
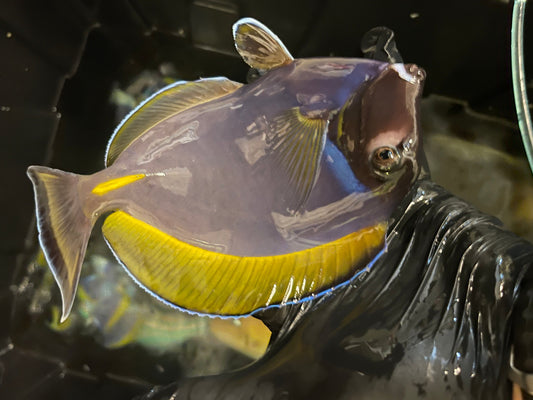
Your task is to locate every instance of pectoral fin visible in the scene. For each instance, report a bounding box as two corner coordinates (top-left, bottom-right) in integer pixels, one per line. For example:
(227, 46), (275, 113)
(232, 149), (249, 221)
(268, 108), (328, 211)
(106, 78), (242, 166)
(102, 211), (386, 317)
(233, 18), (293, 71)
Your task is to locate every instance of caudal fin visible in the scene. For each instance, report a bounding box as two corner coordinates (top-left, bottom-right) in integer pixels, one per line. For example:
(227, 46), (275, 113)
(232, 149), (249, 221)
(27, 166), (94, 322)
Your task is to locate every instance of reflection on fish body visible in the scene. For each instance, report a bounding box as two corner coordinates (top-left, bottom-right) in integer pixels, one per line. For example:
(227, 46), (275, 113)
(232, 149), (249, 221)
(26, 18), (425, 322)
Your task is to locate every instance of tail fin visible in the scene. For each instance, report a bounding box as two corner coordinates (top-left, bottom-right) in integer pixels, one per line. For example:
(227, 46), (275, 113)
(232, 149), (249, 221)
(27, 166), (94, 322)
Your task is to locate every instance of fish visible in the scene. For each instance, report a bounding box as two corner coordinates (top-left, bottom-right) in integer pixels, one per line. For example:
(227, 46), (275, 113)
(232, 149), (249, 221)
(35, 250), (270, 359)
(43, 253), (209, 350)
(26, 17), (425, 323)
(209, 316), (271, 360)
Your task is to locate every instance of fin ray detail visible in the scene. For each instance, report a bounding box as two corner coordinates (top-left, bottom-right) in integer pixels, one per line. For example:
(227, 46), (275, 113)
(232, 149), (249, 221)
(102, 211), (386, 316)
(27, 166), (94, 322)
(106, 78), (242, 166)
(268, 108), (328, 211)
(233, 18), (293, 71)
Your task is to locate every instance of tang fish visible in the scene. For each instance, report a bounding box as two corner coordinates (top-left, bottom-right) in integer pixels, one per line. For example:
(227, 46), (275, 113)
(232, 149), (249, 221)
(36, 251), (270, 359)
(43, 253), (209, 350)
(27, 18), (425, 322)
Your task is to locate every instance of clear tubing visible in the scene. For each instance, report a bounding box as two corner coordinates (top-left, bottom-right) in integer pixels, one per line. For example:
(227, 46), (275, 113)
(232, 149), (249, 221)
(511, 0), (533, 174)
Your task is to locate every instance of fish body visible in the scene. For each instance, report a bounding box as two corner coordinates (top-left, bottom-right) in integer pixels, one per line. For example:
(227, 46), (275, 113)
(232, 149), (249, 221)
(82, 59), (410, 254)
(27, 18), (425, 321)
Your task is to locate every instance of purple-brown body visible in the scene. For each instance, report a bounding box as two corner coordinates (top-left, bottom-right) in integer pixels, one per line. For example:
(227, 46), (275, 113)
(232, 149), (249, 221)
(82, 58), (423, 256)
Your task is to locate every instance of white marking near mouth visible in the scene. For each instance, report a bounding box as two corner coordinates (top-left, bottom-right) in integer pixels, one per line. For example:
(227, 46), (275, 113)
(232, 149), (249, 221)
(391, 63), (417, 84)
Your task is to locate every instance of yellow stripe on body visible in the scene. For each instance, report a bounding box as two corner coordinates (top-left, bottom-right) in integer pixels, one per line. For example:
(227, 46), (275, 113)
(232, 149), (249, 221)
(102, 211), (386, 316)
(92, 174), (146, 196)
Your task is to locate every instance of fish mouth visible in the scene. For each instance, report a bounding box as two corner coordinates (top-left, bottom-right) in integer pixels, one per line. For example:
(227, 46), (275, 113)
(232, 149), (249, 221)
(391, 63), (426, 85)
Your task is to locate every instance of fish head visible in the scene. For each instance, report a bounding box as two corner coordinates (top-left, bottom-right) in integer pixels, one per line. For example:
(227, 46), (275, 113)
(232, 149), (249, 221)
(334, 62), (426, 197)
(233, 17), (427, 240)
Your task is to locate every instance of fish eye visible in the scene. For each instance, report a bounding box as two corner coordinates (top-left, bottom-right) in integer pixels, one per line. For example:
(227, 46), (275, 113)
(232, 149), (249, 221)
(371, 146), (402, 173)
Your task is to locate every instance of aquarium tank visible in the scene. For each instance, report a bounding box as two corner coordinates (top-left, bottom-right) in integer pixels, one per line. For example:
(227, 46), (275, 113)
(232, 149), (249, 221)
(0, 1), (532, 399)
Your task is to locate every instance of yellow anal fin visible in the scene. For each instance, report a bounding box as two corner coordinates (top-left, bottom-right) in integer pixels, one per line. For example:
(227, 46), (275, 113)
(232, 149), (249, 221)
(92, 174), (145, 196)
(102, 211), (386, 316)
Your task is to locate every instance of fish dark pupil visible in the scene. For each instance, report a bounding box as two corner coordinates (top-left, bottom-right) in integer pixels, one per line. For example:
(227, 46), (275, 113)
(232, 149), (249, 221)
(379, 149), (393, 160)
(371, 146), (401, 174)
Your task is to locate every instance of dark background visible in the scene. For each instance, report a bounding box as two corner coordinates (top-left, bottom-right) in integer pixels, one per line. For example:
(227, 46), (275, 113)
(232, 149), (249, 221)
(0, 0), (531, 398)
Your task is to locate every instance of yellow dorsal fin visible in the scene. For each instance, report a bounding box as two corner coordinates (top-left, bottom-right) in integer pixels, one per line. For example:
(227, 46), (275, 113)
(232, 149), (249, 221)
(102, 211), (386, 316)
(105, 78), (243, 166)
